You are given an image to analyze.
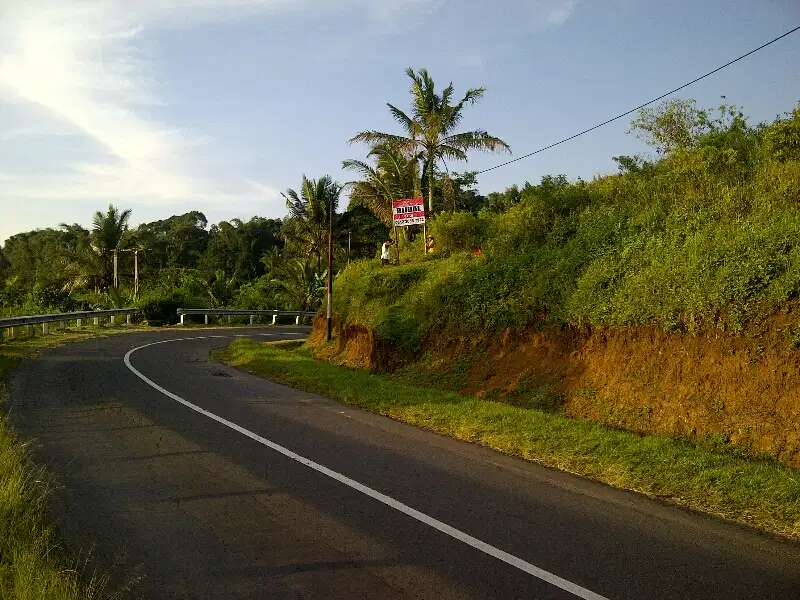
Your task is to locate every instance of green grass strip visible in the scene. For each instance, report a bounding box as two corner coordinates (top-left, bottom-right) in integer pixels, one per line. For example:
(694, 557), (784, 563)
(221, 338), (800, 540)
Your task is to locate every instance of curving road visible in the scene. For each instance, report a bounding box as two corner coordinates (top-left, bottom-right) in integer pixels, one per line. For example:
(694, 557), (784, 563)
(7, 328), (800, 599)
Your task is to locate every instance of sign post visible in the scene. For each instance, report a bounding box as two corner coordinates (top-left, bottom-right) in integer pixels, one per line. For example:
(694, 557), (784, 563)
(392, 198), (426, 263)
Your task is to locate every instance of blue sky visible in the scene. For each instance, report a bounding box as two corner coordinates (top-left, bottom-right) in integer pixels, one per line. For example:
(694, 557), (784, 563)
(1, 0), (799, 245)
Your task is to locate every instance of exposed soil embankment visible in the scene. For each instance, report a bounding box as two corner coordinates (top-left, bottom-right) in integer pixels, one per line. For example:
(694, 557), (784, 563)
(309, 311), (800, 468)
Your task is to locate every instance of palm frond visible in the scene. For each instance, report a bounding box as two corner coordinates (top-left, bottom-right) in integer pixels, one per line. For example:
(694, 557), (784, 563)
(349, 130), (419, 150)
(442, 131), (511, 153)
(387, 104), (419, 137)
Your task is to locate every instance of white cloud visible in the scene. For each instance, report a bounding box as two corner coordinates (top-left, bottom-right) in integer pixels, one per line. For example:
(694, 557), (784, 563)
(545, 0), (577, 26)
(0, 0), (441, 212)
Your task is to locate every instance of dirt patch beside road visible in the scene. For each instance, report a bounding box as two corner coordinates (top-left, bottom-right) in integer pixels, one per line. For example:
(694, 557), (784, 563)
(311, 308), (800, 468)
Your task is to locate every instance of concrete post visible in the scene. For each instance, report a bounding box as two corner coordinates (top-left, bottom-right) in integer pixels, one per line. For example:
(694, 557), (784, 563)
(295, 315), (300, 325)
(249, 315), (255, 326)
(272, 313), (278, 326)
(227, 315), (232, 325)
(10, 326), (17, 340)
(126, 314), (132, 325)
(76, 319), (82, 328)
(42, 322), (49, 335)
(60, 320), (66, 330)
(180, 314), (186, 326)
(94, 317), (100, 326)
(110, 315), (116, 326)
(204, 314), (209, 325)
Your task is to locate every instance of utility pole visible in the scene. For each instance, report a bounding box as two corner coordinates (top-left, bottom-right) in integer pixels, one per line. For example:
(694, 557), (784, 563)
(117, 248), (143, 298)
(326, 198), (334, 342)
(134, 249), (140, 299)
(113, 249), (119, 289)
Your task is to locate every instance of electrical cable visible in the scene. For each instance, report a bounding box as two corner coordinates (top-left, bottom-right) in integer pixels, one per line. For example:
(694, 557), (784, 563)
(476, 25), (800, 175)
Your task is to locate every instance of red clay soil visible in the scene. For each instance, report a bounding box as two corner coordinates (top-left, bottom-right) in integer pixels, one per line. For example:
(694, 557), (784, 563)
(309, 310), (800, 468)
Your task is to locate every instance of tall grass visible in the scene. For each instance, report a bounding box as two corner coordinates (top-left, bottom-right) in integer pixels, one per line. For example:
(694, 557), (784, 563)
(0, 330), (145, 600)
(334, 105), (800, 347)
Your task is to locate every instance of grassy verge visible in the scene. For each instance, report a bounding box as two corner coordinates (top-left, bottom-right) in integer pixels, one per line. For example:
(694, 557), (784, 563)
(220, 338), (800, 540)
(0, 325), (154, 600)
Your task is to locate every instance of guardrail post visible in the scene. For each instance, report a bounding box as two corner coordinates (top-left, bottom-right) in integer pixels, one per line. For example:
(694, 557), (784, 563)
(295, 315), (300, 325)
(9, 326), (17, 340)
(180, 314), (186, 326)
(227, 315), (232, 325)
(94, 316), (99, 326)
(60, 320), (66, 330)
(249, 315), (255, 325)
(76, 318), (82, 328)
(272, 312), (278, 326)
(27, 325), (34, 337)
(126, 314), (132, 325)
(42, 322), (49, 335)
(204, 314), (209, 325)
(110, 315), (116, 326)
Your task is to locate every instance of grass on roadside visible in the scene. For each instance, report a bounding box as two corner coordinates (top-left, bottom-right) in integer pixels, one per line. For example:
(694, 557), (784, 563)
(220, 338), (800, 540)
(0, 326), (152, 600)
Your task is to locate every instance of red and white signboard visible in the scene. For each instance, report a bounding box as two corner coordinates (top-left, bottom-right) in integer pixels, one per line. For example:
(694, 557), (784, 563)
(392, 198), (426, 226)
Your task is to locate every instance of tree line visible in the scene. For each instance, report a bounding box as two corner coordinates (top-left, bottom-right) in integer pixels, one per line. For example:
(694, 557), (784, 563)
(0, 67), (510, 322)
(3, 65), (797, 329)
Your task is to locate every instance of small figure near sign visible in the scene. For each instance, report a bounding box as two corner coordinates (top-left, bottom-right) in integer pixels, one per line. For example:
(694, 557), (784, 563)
(425, 236), (436, 253)
(381, 239), (394, 266)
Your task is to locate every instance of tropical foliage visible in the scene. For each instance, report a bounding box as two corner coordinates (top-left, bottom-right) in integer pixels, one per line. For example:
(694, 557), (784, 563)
(282, 175), (342, 272)
(0, 184), (385, 320)
(6, 66), (794, 347)
(334, 98), (800, 348)
(349, 67), (510, 213)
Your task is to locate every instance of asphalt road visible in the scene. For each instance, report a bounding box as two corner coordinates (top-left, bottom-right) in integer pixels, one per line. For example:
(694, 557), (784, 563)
(7, 328), (800, 599)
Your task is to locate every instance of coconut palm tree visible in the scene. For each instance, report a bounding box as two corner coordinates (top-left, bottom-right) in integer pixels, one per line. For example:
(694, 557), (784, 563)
(90, 204), (132, 289)
(342, 144), (420, 226)
(350, 68), (510, 214)
(281, 175), (342, 272)
(269, 259), (326, 312)
(57, 206), (132, 292)
(91, 204), (132, 254)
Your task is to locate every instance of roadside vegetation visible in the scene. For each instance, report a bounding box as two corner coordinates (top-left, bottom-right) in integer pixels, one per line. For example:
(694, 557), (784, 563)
(0, 327), (150, 600)
(221, 338), (800, 539)
(3, 64), (800, 546)
(335, 98), (800, 345)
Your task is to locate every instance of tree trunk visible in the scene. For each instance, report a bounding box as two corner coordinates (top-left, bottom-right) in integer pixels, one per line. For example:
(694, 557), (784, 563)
(427, 154), (434, 214)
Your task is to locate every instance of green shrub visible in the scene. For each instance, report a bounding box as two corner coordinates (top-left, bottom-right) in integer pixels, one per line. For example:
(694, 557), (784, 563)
(136, 291), (204, 325)
(428, 211), (493, 255)
(333, 104), (800, 349)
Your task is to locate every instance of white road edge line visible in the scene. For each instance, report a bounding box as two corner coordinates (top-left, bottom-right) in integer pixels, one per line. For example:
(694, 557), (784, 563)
(123, 335), (609, 600)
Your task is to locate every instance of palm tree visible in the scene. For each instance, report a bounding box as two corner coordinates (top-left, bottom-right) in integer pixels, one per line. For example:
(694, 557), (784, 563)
(91, 204), (132, 253)
(350, 68), (510, 214)
(57, 206), (132, 292)
(90, 204), (132, 289)
(342, 144), (420, 226)
(269, 259), (326, 312)
(281, 175), (342, 272)
(58, 243), (105, 292)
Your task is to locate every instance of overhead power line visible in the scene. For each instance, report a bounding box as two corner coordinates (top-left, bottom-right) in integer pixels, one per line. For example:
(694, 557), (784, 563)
(477, 24), (800, 175)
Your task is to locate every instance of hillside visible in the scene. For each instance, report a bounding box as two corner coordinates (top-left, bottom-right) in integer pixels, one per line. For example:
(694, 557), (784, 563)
(315, 100), (800, 467)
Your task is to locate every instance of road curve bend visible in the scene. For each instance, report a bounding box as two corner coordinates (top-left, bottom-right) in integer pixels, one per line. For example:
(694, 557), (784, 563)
(7, 328), (800, 600)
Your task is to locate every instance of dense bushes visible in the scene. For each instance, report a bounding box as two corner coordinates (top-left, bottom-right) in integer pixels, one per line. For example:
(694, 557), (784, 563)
(334, 101), (800, 347)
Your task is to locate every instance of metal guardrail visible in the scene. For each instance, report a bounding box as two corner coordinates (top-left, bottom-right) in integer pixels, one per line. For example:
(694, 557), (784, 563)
(0, 308), (139, 343)
(176, 308), (317, 326)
